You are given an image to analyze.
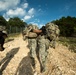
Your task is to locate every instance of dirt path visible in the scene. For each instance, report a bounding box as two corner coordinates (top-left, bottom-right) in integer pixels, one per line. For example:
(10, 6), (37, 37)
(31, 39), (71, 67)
(0, 35), (76, 75)
(0, 35), (31, 75)
(45, 44), (76, 75)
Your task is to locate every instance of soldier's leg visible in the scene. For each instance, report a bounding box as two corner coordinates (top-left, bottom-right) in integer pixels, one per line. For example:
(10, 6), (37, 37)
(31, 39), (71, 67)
(45, 38), (50, 61)
(38, 37), (46, 72)
(29, 39), (37, 69)
(27, 39), (31, 48)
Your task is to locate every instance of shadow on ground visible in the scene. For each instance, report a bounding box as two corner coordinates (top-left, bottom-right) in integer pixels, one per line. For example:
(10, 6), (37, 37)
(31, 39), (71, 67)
(5, 38), (14, 43)
(0, 47), (19, 75)
(15, 52), (34, 75)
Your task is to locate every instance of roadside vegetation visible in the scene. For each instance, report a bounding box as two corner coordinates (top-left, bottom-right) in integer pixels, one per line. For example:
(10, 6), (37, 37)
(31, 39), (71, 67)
(5, 33), (21, 43)
(59, 37), (76, 53)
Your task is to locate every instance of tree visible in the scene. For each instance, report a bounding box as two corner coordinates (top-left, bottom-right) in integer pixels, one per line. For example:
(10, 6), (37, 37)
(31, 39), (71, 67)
(7, 17), (27, 33)
(52, 16), (76, 37)
(0, 16), (7, 26)
(7, 17), (27, 27)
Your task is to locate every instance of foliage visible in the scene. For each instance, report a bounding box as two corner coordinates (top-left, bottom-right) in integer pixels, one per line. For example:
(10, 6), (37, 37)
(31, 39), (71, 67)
(52, 16), (76, 37)
(0, 15), (27, 33)
(59, 37), (76, 53)
(7, 17), (27, 27)
(7, 17), (27, 33)
(0, 15), (7, 26)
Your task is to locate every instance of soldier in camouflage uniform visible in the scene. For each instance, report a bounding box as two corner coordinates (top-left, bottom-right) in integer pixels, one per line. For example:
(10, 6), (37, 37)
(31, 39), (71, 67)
(24, 25), (49, 73)
(45, 23), (60, 48)
(37, 26), (50, 73)
(37, 23), (60, 72)
(29, 25), (39, 70)
(37, 36), (50, 73)
(23, 24), (39, 70)
(23, 23), (60, 73)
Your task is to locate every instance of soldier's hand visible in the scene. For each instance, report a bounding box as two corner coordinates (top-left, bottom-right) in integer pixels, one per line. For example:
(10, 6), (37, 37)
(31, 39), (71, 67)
(33, 29), (42, 33)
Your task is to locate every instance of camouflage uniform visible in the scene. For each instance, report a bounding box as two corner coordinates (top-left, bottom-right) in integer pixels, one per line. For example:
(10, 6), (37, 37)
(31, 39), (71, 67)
(25, 25), (39, 69)
(37, 32), (50, 72)
(55, 25), (60, 40)
(37, 23), (60, 72)
(45, 23), (60, 48)
(22, 26), (32, 40)
(28, 25), (38, 57)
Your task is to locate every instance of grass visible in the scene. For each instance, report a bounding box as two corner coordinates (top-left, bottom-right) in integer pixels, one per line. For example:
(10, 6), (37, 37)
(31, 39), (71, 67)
(8, 33), (20, 37)
(5, 33), (21, 43)
(59, 37), (76, 53)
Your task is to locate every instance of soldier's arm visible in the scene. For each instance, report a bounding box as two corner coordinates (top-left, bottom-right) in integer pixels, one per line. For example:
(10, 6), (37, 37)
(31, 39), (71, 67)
(33, 29), (42, 34)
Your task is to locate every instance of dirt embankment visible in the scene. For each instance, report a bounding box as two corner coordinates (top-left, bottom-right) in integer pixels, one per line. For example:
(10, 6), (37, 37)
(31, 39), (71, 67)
(0, 35), (76, 75)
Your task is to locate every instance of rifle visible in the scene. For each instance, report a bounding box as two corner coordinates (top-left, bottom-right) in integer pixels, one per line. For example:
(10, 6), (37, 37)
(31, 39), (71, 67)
(40, 26), (47, 35)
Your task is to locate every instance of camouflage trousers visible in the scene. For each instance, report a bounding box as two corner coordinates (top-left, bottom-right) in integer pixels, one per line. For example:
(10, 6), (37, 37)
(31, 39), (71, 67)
(28, 38), (37, 69)
(37, 35), (50, 72)
(28, 38), (37, 58)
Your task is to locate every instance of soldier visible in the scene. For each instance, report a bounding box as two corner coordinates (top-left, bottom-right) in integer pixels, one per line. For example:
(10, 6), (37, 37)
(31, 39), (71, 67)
(23, 24), (40, 71)
(45, 23), (60, 48)
(28, 25), (50, 73)
(36, 23), (60, 73)
(37, 26), (50, 73)
(0, 31), (8, 51)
